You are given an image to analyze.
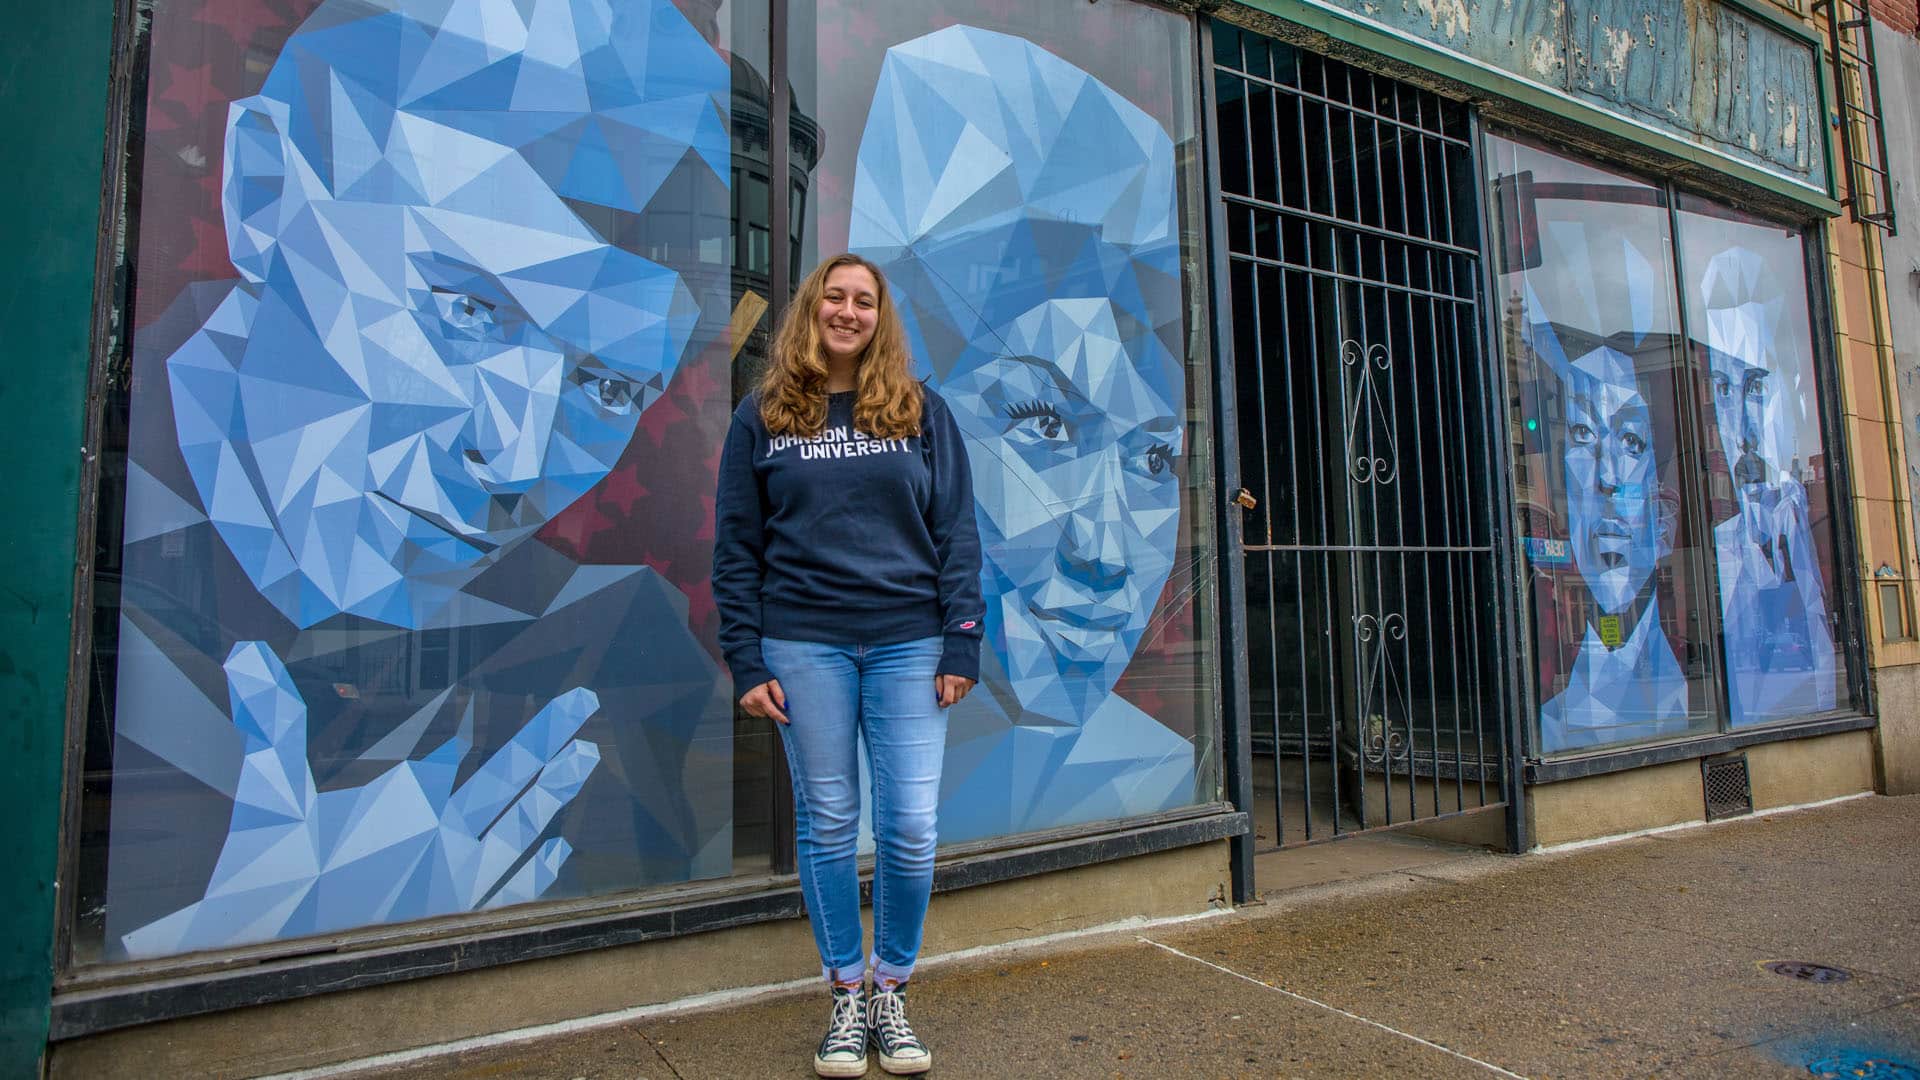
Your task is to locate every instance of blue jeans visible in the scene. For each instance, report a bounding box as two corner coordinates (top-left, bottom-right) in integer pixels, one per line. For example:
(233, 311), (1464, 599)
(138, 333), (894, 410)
(761, 635), (948, 987)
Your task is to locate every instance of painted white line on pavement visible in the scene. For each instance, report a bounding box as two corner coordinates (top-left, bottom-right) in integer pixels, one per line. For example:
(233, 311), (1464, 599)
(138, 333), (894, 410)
(1530, 790), (1874, 855)
(250, 972), (819, 1080)
(257, 905), (1237, 1079)
(1139, 936), (1532, 1080)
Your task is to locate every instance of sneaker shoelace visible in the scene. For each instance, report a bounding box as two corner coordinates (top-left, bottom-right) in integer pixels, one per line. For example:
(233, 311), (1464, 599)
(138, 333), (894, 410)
(868, 988), (924, 1055)
(819, 987), (866, 1059)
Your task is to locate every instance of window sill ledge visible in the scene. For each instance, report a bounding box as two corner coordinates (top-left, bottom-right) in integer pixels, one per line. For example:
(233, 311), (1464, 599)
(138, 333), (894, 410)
(1523, 712), (1879, 784)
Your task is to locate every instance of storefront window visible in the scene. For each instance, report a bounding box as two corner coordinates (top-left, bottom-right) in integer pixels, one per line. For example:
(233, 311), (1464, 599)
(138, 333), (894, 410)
(1674, 197), (1845, 728)
(1486, 132), (1853, 758)
(1485, 134), (1725, 755)
(791, 0), (1221, 843)
(74, 0), (1223, 969)
(75, 0), (763, 964)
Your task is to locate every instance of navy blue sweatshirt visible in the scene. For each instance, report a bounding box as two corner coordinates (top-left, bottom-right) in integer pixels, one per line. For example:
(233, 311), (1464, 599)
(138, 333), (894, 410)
(712, 387), (984, 692)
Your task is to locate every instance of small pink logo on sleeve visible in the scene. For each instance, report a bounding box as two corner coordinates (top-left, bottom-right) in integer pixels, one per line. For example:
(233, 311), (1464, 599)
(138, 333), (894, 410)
(960, 620), (977, 630)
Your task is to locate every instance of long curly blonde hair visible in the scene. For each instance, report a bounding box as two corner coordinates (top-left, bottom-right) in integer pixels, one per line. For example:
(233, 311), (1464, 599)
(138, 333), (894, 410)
(759, 254), (922, 439)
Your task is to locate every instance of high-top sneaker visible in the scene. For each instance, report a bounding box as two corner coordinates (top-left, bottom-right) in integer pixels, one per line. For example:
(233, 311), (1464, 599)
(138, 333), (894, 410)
(813, 982), (869, 1077)
(867, 983), (931, 1075)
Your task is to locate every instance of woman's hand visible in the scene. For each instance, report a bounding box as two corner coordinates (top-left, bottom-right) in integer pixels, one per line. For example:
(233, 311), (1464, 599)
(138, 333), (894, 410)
(936, 674), (975, 708)
(740, 679), (789, 724)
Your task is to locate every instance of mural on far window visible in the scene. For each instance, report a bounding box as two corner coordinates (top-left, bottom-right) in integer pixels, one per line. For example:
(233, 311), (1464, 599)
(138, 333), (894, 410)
(89, 0), (738, 961)
(1486, 135), (1722, 755)
(798, 0), (1215, 842)
(1677, 203), (1841, 727)
(852, 24), (1190, 838)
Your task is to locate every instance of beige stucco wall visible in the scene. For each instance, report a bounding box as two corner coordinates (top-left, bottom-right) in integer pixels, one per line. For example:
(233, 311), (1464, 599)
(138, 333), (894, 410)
(1527, 730), (1876, 846)
(1527, 760), (1705, 847)
(1746, 730), (1877, 808)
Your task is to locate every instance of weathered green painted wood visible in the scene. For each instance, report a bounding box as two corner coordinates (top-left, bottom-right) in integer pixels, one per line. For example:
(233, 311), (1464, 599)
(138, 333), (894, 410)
(0, 0), (113, 1073)
(1566, 0), (1822, 182)
(1231, 0), (1830, 192)
(1340, 0), (1568, 80)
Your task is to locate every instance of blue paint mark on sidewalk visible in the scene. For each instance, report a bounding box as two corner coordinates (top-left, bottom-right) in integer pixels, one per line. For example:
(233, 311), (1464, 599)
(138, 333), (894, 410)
(1807, 1050), (1918, 1079)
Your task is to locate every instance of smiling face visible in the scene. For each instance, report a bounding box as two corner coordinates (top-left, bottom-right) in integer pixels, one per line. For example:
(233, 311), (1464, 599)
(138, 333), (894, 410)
(847, 24), (1185, 719)
(816, 265), (880, 366)
(1561, 346), (1666, 613)
(171, 0), (727, 625)
(943, 298), (1183, 712)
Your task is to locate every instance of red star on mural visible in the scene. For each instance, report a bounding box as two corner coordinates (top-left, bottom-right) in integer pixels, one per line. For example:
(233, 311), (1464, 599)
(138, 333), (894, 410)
(679, 580), (717, 642)
(634, 391), (689, 447)
(157, 60), (224, 113)
(180, 213), (237, 280)
(596, 466), (650, 516)
(190, 0), (303, 54)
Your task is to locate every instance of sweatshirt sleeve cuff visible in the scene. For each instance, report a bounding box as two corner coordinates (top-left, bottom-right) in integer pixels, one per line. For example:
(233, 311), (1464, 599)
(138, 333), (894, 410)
(726, 646), (773, 698)
(937, 634), (980, 682)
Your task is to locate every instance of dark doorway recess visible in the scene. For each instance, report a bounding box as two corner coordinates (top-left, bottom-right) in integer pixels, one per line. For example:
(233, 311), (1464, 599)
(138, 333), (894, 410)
(1213, 25), (1511, 849)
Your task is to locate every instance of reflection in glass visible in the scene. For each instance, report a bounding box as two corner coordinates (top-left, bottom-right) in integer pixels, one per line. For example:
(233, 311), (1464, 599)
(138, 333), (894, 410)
(801, 1), (1216, 842)
(80, 0), (742, 962)
(1485, 134), (1721, 755)
(1677, 200), (1841, 727)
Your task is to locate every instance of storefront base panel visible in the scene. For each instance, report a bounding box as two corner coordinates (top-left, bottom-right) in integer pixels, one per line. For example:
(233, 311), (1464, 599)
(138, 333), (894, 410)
(1400, 803), (1509, 849)
(1870, 665), (1920, 795)
(1526, 730), (1879, 847)
(47, 841), (1230, 1079)
(1527, 760), (1706, 848)
(1746, 730), (1878, 809)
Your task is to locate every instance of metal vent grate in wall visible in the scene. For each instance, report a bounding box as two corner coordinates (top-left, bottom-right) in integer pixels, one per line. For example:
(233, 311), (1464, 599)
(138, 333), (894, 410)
(1703, 755), (1754, 822)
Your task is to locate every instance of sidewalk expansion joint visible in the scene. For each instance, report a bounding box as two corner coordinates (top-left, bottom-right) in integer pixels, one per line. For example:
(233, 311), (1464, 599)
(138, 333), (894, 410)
(1137, 936), (1532, 1079)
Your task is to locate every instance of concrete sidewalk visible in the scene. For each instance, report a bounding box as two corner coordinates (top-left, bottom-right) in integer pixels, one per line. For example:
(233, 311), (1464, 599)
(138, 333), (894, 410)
(342, 794), (1919, 1079)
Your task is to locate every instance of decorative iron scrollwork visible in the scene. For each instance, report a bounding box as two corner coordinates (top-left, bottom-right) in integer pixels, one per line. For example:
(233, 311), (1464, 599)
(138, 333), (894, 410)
(1353, 611), (1410, 766)
(1341, 338), (1398, 485)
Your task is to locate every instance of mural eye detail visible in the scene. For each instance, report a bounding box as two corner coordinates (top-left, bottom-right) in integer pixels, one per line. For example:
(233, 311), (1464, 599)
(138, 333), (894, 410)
(1568, 422), (1597, 446)
(1621, 431), (1648, 456)
(572, 366), (637, 415)
(1146, 444), (1176, 476)
(431, 288), (500, 340)
(1005, 400), (1069, 443)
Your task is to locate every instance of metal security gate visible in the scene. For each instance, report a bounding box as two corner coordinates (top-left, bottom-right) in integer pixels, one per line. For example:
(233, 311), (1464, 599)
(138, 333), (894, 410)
(1211, 26), (1511, 849)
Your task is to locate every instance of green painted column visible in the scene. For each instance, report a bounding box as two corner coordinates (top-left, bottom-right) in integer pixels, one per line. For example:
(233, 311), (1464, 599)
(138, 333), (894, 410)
(0, 1), (113, 1073)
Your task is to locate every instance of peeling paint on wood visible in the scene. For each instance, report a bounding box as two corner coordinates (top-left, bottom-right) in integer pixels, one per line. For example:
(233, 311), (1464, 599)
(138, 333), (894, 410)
(1309, 0), (1569, 80)
(1288, 0), (1827, 188)
(1567, 0), (1821, 180)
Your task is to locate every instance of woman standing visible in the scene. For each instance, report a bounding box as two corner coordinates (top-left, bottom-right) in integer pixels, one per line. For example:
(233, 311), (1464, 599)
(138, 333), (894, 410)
(713, 254), (982, 1077)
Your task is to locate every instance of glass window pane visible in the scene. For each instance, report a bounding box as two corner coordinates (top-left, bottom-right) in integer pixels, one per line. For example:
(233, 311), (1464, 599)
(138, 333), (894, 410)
(1879, 583), (1907, 641)
(1675, 196), (1846, 726)
(77, 0), (764, 964)
(792, 0), (1220, 842)
(1484, 134), (1723, 756)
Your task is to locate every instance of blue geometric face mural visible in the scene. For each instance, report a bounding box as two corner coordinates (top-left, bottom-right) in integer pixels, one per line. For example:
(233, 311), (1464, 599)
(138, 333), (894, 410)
(93, 0), (738, 961)
(1487, 136), (1719, 755)
(1493, 137), (1848, 756)
(1527, 314), (1691, 751)
(1688, 234), (1840, 727)
(174, 0), (722, 630)
(1554, 345), (1670, 616)
(850, 24), (1200, 840)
